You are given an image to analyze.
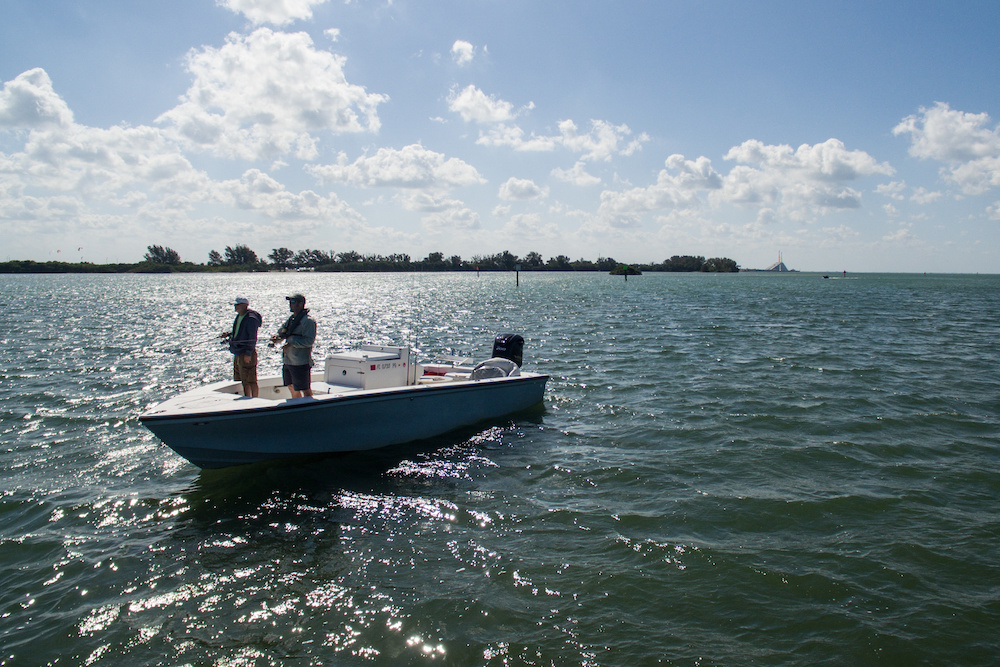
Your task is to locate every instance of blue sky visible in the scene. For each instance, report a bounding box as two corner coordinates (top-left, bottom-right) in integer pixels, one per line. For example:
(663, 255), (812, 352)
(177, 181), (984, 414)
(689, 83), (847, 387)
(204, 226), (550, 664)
(2, 0), (1000, 272)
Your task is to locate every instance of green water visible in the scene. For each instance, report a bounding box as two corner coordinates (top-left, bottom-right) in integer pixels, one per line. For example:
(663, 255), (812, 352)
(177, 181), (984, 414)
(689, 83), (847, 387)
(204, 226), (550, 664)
(1, 272), (997, 665)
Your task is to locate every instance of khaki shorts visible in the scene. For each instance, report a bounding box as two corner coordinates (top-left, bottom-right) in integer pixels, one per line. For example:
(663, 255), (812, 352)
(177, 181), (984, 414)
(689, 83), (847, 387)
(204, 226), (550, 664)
(233, 349), (258, 384)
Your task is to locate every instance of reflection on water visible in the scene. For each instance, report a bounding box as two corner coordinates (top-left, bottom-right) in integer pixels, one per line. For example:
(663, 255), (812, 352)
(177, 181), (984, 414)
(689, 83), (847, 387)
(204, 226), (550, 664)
(1, 272), (999, 665)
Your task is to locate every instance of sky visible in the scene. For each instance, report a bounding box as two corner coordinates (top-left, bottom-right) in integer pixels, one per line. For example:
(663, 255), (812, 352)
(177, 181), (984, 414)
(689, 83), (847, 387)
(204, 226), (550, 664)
(2, 0), (1000, 272)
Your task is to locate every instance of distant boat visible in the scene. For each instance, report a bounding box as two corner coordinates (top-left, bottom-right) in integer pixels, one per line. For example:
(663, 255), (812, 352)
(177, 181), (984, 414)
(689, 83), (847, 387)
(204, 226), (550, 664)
(141, 335), (548, 469)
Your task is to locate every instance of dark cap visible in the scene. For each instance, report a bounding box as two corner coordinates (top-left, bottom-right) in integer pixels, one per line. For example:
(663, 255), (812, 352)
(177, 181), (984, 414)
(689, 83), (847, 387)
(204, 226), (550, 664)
(285, 293), (306, 303)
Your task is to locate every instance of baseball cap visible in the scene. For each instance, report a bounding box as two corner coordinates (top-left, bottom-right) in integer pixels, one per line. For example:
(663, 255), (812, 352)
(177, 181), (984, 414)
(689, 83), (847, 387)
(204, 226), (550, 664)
(232, 297), (249, 305)
(286, 293), (306, 303)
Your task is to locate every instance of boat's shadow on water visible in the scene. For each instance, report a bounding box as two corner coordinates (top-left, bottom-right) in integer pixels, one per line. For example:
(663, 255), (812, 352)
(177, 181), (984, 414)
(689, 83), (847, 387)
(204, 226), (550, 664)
(170, 409), (546, 530)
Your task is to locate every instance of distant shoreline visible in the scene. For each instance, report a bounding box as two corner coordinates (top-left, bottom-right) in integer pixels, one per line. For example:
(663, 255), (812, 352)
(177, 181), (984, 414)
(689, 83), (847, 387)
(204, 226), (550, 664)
(0, 258), (742, 274)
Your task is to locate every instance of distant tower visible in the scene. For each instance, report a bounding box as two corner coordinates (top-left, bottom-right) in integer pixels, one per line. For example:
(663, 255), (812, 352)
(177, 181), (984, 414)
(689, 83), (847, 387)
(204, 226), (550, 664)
(766, 251), (788, 272)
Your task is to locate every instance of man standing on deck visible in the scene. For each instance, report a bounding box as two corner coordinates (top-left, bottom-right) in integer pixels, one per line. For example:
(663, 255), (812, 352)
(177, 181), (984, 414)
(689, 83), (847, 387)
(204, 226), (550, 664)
(271, 293), (317, 398)
(224, 297), (262, 397)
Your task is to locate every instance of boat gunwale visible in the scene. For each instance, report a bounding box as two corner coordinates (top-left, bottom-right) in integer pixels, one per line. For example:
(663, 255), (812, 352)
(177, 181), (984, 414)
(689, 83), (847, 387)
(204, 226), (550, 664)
(139, 372), (549, 423)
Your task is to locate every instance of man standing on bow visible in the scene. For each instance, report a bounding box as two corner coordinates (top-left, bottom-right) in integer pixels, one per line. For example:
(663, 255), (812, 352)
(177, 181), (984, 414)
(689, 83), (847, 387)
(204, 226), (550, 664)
(271, 293), (317, 398)
(224, 297), (262, 397)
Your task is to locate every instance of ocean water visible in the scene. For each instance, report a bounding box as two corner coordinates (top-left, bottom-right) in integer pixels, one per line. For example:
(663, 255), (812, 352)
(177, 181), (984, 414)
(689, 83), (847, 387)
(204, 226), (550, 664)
(0, 271), (998, 666)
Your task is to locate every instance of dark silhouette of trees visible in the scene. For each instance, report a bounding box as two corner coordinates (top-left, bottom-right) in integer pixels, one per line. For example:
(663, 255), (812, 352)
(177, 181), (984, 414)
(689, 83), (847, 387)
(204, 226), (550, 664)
(268, 247), (294, 269)
(610, 263), (642, 276)
(144, 245), (181, 265)
(224, 244), (258, 265)
(523, 251), (544, 268)
(0, 242), (741, 274)
(703, 257), (739, 273)
(546, 255), (573, 270)
(293, 249), (334, 267)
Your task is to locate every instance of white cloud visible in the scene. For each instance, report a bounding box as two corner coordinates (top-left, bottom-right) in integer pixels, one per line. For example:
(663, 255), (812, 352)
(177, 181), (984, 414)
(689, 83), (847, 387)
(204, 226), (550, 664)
(725, 138), (893, 182)
(0, 69), (74, 130)
(594, 138), (893, 229)
(9, 121), (203, 198)
(719, 138), (893, 219)
(400, 191), (465, 213)
(0, 66), (383, 256)
(883, 226), (916, 243)
(476, 123), (557, 152)
(910, 186), (942, 205)
(421, 205), (481, 233)
(217, 0), (330, 26)
(224, 168), (358, 224)
(500, 212), (562, 240)
(876, 180), (905, 200)
(307, 144), (485, 189)
(557, 119), (648, 162)
(474, 116), (648, 162)
(157, 28), (386, 161)
(552, 160), (602, 187)
(894, 102), (1000, 195)
(451, 40), (475, 66)
(822, 224), (861, 240)
(447, 85), (516, 124)
(498, 177), (547, 201)
(894, 102), (1000, 162)
(597, 154), (723, 226)
(447, 84), (649, 164)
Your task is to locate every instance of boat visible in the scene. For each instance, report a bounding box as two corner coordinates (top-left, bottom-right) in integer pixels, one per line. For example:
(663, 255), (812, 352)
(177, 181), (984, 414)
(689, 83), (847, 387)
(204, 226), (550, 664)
(140, 334), (548, 469)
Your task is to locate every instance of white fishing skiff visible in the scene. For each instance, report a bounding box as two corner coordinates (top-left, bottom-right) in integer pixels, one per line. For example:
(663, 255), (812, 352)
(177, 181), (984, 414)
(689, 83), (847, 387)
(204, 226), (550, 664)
(140, 335), (548, 469)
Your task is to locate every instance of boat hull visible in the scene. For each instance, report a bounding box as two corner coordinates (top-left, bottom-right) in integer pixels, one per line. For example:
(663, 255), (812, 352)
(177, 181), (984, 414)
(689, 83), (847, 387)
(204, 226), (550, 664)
(141, 373), (548, 469)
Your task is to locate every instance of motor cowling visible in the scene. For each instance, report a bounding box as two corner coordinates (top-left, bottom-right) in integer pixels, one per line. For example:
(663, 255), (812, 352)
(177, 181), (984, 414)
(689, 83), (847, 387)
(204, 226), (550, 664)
(491, 333), (524, 367)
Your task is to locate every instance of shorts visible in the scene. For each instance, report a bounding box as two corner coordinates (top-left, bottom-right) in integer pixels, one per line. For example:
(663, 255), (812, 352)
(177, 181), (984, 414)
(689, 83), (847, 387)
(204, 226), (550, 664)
(282, 364), (312, 391)
(233, 350), (258, 384)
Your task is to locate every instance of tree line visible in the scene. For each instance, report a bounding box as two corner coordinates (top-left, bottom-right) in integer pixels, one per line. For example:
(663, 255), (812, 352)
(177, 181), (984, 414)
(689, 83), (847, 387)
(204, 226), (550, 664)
(0, 245), (739, 273)
(192, 245), (738, 273)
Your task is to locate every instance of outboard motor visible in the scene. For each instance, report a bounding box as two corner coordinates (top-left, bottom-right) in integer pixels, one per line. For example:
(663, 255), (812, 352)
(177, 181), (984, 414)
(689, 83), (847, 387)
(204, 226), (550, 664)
(491, 333), (524, 367)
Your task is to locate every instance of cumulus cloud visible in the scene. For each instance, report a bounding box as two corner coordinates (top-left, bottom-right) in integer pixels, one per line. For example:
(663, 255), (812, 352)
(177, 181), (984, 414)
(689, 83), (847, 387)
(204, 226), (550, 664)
(893, 102), (1000, 195)
(0, 69), (74, 130)
(500, 212), (562, 241)
(217, 0), (330, 26)
(0, 65), (380, 256)
(894, 102), (1000, 162)
(988, 201), (1000, 220)
(157, 28), (386, 162)
(451, 40), (475, 66)
(883, 226), (916, 243)
(557, 119), (648, 162)
(208, 168), (368, 237)
(595, 138), (893, 229)
(910, 186), (942, 205)
(421, 205), (481, 233)
(597, 154), (723, 227)
(719, 138), (893, 219)
(876, 181), (906, 200)
(552, 160), (602, 187)
(307, 144), (485, 189)
(448, 85), (648, 163)
(498, 177), (547, 201)
(476, 115), (648, 160)
(8, 121), (203, 198)
(476, 123), (557, 152)
(447, 85), (516, 124)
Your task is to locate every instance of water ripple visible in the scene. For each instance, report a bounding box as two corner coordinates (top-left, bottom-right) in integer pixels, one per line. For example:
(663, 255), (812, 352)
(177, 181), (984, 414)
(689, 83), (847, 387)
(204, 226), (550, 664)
(0, 272), (998, 665)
